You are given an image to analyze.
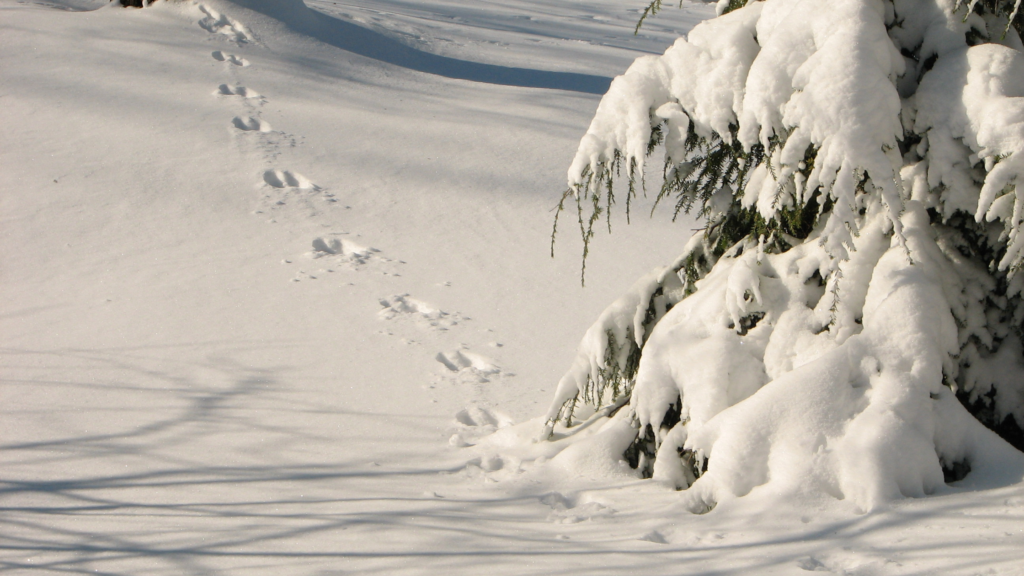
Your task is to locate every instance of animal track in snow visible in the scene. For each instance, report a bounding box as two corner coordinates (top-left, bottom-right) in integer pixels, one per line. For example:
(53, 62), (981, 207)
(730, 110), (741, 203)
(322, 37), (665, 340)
(435, 348), (506, 382)
(212, 50), (249, 66)
(232, 116), (272, 132)
(215, 84), (261, 99)
(302, 236), (398, 274)
(198, 4), (252, 43)
(540, 492), (616, 524)
(263, 169), (313, 189)
(284, 235), (395, 280)
(454, 405), (510, 428)
(638, 531), (669, 544)
(449, 405), (513, 448)
(310, 236), (381, 263)
(378, 294), (465, 330)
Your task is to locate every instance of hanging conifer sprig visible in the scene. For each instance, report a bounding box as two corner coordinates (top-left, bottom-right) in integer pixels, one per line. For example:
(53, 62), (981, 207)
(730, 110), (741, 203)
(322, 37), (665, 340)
(957, 0), (1024, 37)
(540, 0), (1024, 512)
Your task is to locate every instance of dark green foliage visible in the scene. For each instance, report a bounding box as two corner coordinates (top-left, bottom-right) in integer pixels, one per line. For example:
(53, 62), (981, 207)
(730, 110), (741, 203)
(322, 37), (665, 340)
(731, 311), (766, 335)
(679, 250), (710, 296)
(933, 210), (1004, 270)
(637, 0), (751, 29)
(557, 122), (802, 286)
(654, 123), (820, 261)
(553, 0), (1020, 287)
(554, 395), (578, 429)
(957, 389), (1024, 452)
(636, 1), (680, 34)
(581, 328), (643, 408)
(940, 456), (972, 482)
(710, 192), (821, 257)
(550, 281), (683, 428)
(549, 116), (822, 433)
(640, 285), (674, 339)
(719, 0), (753, 16)
(636, 0), (754, 33)
(551, 0), (1024, 459)
(928, 210), (1024, 452)
(625, 396), (682, 477)
(552, 149), (641, 286)
(959, 0), (1024, 38)
(624, 423), (658, 476)
(552, 100), (825, 286)
(655, 124), (768, 223)
(552, 168), (604, 286)
(564, 289), (668, 424)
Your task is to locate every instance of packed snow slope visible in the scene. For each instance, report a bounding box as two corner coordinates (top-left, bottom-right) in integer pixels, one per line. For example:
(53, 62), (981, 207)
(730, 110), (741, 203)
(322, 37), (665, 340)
(1, 0), (1022, 574)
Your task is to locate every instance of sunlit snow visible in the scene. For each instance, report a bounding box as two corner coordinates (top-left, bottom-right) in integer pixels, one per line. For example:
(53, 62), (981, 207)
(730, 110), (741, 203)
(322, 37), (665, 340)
(2, 0), (1023, 574)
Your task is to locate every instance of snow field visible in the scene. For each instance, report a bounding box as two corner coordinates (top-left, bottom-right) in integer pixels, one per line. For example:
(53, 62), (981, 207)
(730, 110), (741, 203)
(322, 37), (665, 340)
(1, 0), (1023, 574)
(1, 0), (701, 572)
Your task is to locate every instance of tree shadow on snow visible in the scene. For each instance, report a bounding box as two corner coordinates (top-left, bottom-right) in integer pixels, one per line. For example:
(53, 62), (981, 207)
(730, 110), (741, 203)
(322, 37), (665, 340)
(2, 345), (1020, 575)
(0, 345), (587, 574)
(283, 6), (613, 94)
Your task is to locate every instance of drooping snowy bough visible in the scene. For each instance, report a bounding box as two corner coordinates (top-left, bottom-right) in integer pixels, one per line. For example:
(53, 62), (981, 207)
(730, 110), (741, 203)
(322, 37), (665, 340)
(545, 0), (1024, 512)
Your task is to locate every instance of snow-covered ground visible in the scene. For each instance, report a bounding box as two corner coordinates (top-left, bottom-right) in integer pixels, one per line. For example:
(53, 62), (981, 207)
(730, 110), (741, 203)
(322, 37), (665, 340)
(1, 0), (1022, 574)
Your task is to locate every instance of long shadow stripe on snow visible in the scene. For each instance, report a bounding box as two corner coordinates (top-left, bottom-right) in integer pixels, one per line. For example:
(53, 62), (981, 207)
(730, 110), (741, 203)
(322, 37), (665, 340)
(303, 10), (612, 94)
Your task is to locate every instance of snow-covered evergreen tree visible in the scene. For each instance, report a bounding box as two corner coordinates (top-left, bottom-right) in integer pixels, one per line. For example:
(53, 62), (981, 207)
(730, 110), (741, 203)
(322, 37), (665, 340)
(544, 0), (1024, 512)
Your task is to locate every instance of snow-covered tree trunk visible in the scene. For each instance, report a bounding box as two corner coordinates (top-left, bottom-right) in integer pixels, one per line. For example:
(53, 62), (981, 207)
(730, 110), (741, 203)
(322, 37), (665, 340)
(544, 0), (1024, 513)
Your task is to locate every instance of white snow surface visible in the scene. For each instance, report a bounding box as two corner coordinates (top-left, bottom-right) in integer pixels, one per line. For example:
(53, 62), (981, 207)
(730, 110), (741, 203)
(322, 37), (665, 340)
(3, 0), (1024, 574)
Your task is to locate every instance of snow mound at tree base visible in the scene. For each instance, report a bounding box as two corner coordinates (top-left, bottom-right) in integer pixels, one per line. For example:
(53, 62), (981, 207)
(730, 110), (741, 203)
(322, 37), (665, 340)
(680, 209), (1024, 512)
(494, 202), (1024, 515)
(522, 0), (1024, 517)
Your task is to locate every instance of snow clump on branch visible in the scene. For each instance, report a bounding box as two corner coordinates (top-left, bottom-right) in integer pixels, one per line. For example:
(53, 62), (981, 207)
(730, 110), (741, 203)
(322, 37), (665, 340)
(541, 0), (1024, 514)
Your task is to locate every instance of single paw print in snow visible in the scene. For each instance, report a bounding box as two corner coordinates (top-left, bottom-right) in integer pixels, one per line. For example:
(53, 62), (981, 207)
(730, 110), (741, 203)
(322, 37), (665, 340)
(233, 116), (272, 132)
(449, 405), (512, 448)
(212, 50), (249, 66)
(637, 530), (668, 544)
(311, 236), (373, 259)
(215, 84), (261, 99)
(378, 294), (465, 330)
(541, 492), (616, 524)
(455, 405), (511, 429)
(435, 348), (510, 383)
(308, 236), (392, 271)
(198, 5), (252, 43)
(263, 169), (314, 189)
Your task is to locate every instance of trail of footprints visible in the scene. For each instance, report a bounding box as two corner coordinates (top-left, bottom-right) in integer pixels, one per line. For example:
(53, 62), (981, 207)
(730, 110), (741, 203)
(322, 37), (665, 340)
(374, 289), (515, 397)
(375, 291), (514, 399)
(200, 4), (324, 215)
(198, 4), (514, 434)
